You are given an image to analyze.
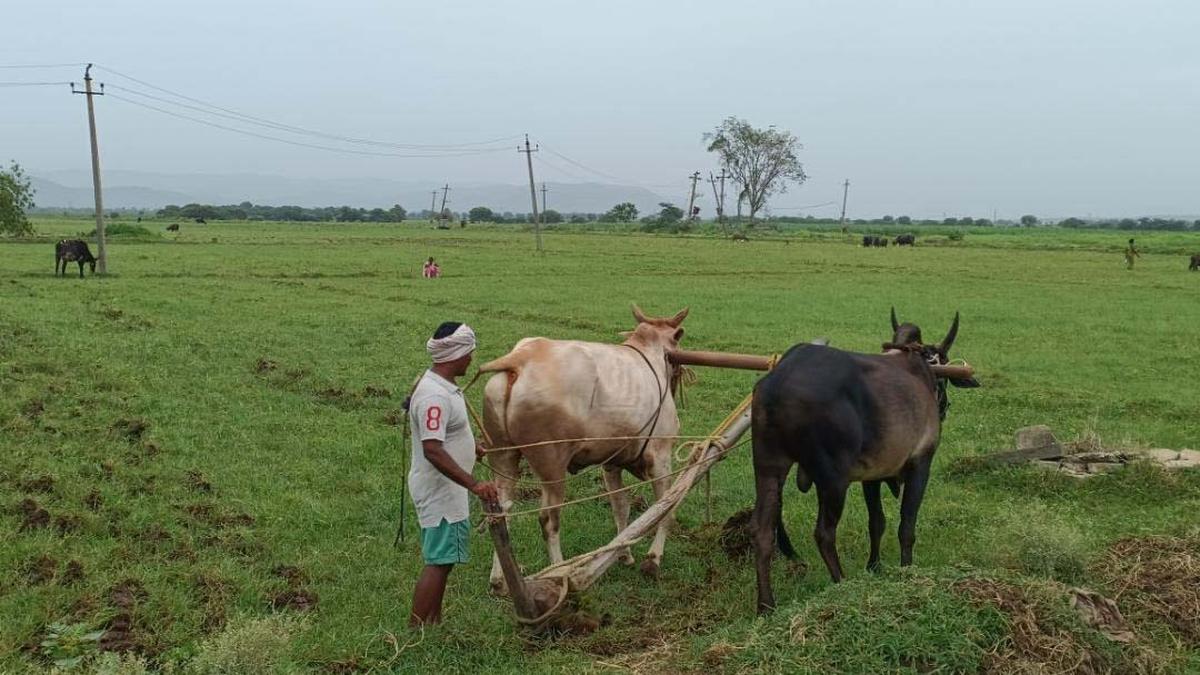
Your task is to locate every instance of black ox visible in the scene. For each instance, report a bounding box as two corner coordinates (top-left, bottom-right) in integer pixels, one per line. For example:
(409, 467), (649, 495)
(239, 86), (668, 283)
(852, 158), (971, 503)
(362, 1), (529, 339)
(861, 235), (888, 248)
(1190, 254), (1199, 271)
(54, 240), (97, 278)
(894, 233), (915, 246)
(749, 309), (978, 613)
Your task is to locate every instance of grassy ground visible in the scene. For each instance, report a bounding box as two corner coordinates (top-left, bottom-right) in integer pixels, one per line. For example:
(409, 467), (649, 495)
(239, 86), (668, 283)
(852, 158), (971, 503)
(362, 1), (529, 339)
(2, 218), (1199, 673)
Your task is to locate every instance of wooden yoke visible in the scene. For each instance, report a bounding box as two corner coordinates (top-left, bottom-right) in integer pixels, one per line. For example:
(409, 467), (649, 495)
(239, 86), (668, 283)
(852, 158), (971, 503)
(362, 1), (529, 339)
(667, 349), (975, 381)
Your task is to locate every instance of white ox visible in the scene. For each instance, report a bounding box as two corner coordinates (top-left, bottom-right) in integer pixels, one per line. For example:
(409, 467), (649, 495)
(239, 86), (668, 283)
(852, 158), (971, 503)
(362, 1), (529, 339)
(479, 305), (689, 592)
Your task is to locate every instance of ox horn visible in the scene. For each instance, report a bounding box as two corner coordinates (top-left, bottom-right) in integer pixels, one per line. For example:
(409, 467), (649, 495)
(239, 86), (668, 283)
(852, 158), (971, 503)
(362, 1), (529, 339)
(940, 311), (960, 353)
(631, 303), (649, 324)
(668, 307), (690, 327)
(890, 307), (900, 333)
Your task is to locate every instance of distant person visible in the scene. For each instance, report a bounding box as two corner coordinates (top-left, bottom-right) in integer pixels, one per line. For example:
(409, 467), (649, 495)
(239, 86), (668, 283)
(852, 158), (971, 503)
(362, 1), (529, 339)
(1125, 238), (1141, 270)
(423, 257), (441, 279)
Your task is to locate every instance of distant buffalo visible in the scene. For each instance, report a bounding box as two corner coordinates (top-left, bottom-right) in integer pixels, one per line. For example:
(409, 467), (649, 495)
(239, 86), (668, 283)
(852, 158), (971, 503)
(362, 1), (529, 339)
(894, 234), (916, 246)
(862, 235), (888, 248)
(194, 217), (207, 224)
(166, 223), (180, 232)
(55, 240), (96, 278)
(1190, 254), (1199, 271)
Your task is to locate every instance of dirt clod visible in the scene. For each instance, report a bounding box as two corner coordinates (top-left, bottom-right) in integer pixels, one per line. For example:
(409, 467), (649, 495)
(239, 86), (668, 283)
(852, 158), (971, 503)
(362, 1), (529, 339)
(25, 554), (58, 585)
(62, 559), (85, 585)
(18, 474), (55, 494)
(254, 357), (278, 373)
(18, 498), (51, 531)
(362, 385), (391, 398)
(53, 512), (82, 534)
(272, 564), (309, 586)
(271, 588), (318, 612)
(381, 409), (405, 426)
(20, 399), (45, 420)
(185, 469), (213, 493)
(84, 488), (103, 511)
(112, 418), (149, 442)
(719, 508), (755, 559)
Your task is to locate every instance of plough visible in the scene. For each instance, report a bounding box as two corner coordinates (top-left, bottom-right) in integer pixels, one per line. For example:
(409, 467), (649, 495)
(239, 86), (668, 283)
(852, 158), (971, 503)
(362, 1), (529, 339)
(484, 344), (975, 627)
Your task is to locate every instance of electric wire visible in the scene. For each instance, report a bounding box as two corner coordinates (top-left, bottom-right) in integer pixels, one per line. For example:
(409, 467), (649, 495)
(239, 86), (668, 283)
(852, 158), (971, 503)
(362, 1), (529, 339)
(95, 64), (520, 151)
(106, 93), (511, 158)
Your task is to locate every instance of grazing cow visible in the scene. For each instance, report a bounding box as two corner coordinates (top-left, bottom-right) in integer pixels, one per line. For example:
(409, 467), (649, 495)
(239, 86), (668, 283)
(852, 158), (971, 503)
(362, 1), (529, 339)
(194, 217), (207, 224)
(862, 236), (888, 248)
(166, 223), (180, 232)
(749, 309), (978, 613)
(894, 234), (915, 246)
(54, 240), (97, 278)
(480, 305), (689, 592)
(1190, 254), (1199, 271)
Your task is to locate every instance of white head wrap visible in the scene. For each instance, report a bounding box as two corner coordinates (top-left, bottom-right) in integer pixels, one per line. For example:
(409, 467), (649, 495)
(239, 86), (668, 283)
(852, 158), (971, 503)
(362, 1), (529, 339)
(426, 324), (476, 363)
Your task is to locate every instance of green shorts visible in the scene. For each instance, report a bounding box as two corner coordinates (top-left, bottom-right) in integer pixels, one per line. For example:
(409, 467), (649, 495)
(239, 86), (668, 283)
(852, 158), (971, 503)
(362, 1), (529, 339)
(420, 518), (469, 565)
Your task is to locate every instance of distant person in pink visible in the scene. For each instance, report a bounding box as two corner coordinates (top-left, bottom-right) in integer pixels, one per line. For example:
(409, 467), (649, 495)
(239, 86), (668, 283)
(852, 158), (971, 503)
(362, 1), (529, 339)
(423, 257), (441, 279)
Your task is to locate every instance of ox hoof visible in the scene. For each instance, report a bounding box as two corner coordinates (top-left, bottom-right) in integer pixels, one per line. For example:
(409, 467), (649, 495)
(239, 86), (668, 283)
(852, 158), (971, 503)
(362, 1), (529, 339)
(639, 559), (660, 579)
(489, 579), (510, 597)
(619, 550), (635, 566)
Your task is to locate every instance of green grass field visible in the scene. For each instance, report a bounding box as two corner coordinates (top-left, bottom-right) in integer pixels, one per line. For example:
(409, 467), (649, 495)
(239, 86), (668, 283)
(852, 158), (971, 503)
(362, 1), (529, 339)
(3, 218), (1199, 673)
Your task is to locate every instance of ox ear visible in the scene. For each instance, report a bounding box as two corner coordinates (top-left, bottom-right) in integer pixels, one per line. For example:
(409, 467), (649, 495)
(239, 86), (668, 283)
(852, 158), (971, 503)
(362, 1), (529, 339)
(631, 303), (649, 325)
(940, 312), (960, 355)
(890, 307), (900, 333)
(617, 330), (634, 340)
(667, 307), (690, 327)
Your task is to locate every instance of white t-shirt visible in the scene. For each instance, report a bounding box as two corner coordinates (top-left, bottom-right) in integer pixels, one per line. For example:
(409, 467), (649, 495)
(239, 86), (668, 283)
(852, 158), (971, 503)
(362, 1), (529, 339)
(407, 370), (476, 528)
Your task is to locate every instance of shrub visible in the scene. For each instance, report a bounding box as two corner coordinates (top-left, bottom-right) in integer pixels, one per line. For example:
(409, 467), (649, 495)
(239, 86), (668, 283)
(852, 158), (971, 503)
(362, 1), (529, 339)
(187, 614), (302, 674)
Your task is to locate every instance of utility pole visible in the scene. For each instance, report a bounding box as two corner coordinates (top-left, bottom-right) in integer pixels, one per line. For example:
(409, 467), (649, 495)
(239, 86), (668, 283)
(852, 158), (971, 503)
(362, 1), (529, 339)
(438, 184), (450, 226)
(540, 182), (548, 217)
(685, 171), (701, 222)
(708, 170), (729, 232)
(429, 191), (438, 223)
(838, 179), (850, 233)
(71, 64), (107, 274)
(518, 135), (542, 252)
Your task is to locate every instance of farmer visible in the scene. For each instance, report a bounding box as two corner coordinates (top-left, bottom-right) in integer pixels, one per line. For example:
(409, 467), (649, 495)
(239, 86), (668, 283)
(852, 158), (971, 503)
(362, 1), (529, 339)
(407, 321), (497, 626)
(422, 257), (441, 278)
(1125, 239), (1141, 270)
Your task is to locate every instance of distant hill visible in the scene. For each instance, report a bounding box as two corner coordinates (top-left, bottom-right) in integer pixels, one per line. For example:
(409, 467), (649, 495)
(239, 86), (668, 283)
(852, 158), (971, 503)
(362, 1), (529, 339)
(31, 170), (669, 215)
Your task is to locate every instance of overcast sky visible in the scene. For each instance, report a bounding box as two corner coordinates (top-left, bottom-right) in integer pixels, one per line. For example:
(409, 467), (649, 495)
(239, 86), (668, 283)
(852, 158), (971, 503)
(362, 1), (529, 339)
(3, 0), (1197, 219)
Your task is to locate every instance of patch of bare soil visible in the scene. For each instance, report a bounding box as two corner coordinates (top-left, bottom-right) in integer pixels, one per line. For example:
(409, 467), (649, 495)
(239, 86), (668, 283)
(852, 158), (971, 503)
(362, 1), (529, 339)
(381, 409), (405, 426)
(272, 564), (309, 586)
(253, 357), (278, 373)
(53, 512), (81, 534)
(952, 577), (1107, 674)
(20, 399), (44, 421)
(1095, 535), (1200, 645)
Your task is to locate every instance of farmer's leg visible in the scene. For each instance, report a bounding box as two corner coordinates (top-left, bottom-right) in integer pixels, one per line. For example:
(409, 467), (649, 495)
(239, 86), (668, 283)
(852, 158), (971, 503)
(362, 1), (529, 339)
(409, 564), (453, 626)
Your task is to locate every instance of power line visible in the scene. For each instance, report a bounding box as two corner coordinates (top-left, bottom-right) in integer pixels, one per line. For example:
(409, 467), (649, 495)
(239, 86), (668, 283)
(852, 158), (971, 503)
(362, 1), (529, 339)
(534, 139), (680, 190)
(0, 63), (86, 69)
(106, 93), (510, 159)
(0, 81), (71, 87)
(94, 64), (520, 151)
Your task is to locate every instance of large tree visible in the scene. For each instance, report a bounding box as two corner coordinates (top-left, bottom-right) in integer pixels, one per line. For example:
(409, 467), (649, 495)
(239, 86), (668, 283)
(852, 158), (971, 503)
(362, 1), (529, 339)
(704, 118), (806, 223)
(601, 202), (638, 223)
(468, 206), (494, 223)
(0, 161), (35, 236)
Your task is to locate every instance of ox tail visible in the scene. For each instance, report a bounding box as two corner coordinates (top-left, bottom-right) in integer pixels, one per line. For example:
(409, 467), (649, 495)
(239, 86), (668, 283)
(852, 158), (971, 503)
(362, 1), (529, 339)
(776, 513), (798, 559)
(477, 352), (526, 447)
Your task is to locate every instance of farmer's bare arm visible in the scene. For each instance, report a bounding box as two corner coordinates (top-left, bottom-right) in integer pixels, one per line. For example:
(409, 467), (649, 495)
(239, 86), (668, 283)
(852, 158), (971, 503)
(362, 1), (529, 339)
(422, 439), (497, 501)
